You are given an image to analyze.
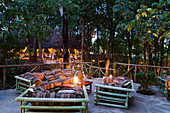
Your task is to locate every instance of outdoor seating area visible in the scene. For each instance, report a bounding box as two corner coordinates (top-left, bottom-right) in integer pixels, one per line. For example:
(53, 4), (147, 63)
(14, 68), (90, 113)
(0, 0), (169, 112)
(1, 77), (170, 113)
(12, 64), (170, 113)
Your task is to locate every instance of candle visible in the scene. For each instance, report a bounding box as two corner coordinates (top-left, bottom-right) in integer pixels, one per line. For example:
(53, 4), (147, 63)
(74, 76), (78, 85)
(109, 74), (113, 83)
(103, 76), (106, 83)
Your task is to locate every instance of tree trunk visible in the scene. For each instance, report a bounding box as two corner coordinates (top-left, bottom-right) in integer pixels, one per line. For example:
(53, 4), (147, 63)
(144, 42), (147, 65)
(62, 12), (69, 64)
(38, 35), (43, 64)
(88, 26), (91, 62)
(127, 31), (132, 72)
(28, 45), (32, 61)
(60, 6), (69, 68)
(127, 32), (132, 63)
(33, 35), (37, 62)
(165, 41), (170, 66)
(148, 36), (150, 65)
(154, 37), (158, 65)
(160, 37), (165, 66)
(81, 17), (85, 62)
(97, 25), (99, 65)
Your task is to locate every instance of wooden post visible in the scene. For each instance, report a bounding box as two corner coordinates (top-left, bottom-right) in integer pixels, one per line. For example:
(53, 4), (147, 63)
(90, 62), (92, 76)
(3, 67), (6, 89)
(134, 66), (137, 82)
(160, 67), (163, 75)
(113, 63), (116, 76)
(99, 68), (101, 78)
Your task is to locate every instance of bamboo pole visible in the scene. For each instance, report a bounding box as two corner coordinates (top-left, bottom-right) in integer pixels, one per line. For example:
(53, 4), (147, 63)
(30, 66), (38, 73)
(134, 66), (137, 82)
(138, 66), (144, 73)
(83, 64), (88, 74)
(100, 69), (106, 77)
(160, 67), (163, 75)
(115, 62), (170, 69)
(99, 68), (101, 78)
(122, 66), (134, 76)
(0, 62), (92, 68)
(91, 68), (99, 77)
(90, 62), (92, 76)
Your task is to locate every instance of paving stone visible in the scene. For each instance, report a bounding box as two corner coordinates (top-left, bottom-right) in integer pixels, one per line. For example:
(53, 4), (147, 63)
(148, 107), (164, 113)
(0, 79), (170, 113)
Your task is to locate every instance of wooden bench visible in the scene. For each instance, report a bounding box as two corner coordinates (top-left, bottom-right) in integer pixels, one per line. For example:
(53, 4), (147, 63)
(15, 76), (32, 93)
(16, 85), (89, 113)
(94, 80), (134, 108)
(157, 76), (170, 100)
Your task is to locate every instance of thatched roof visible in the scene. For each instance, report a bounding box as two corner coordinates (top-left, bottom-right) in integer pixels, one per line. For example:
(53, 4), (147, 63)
(43, 26), (81, 50)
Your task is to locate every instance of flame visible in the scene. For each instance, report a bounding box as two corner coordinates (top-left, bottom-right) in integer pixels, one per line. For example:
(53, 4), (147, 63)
(74, 76), (78, 85)
(109, 74), (112, 78)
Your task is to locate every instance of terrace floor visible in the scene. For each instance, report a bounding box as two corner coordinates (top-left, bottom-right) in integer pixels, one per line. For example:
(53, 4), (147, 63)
(0, 78), (170, 113)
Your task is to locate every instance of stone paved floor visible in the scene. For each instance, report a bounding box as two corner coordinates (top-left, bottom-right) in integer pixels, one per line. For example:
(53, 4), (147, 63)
(0, 78), (170, 113)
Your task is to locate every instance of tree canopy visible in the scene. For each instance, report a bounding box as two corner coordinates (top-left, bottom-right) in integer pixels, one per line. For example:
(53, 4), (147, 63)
(0, 0), (169, 67)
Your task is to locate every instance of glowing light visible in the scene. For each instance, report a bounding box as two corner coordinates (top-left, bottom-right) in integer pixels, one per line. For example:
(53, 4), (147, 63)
(109, 74), (113, 83)
(92, 59), (95, 62)
(109, 74), (112, 78)
(74, 76), (78, 85)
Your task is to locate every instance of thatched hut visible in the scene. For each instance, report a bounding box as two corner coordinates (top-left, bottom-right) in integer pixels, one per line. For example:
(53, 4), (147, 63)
(20, 25), (81, 61)
(43, 26), (81, 50)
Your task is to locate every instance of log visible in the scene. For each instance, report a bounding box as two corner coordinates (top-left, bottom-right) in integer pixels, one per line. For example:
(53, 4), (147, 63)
(52, 69), (62, 74)
(33, 73), (44, 80)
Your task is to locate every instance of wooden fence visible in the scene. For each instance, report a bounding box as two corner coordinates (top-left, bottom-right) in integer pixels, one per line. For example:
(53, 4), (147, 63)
(82, 63), (114, 78)
(1, 61), (170, 89)
(114, 62), (170, 82)
(0, 62), (92, 89)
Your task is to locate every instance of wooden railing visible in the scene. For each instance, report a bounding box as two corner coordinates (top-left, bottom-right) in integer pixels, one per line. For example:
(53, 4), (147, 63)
(1, 61), (169, 89)
(0, 62), (92, 89)
(114, 62), (170, 82)
(83, 63), (114, 78)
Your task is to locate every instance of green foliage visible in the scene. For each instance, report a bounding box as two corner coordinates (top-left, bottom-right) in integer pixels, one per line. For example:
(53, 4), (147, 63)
(131, 56), (142, 64)
(137, 70), (156, 90)
(6, 57), (24, 65)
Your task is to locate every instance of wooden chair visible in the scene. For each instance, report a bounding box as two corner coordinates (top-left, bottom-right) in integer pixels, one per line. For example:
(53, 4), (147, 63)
(166, 81), (170, 100)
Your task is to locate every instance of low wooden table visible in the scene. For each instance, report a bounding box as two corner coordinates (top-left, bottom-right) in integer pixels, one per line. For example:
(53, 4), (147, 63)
(61, 81), (93, 94)
(78, 81), (93, 93)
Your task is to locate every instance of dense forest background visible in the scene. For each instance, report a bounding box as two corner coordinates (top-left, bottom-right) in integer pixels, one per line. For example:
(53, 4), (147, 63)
(0, 0), (170, 90)
(0, 0), (169, 67)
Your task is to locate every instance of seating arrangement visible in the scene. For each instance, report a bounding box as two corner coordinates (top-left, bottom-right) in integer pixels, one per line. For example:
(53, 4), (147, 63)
(94, 76), (134, 108)
(15, 69), (89, 113)
(16, 85), (89, 113)
(16, 68), (170, 112)
(157, 75), (170, 100)
(15, 69), (83, 93)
